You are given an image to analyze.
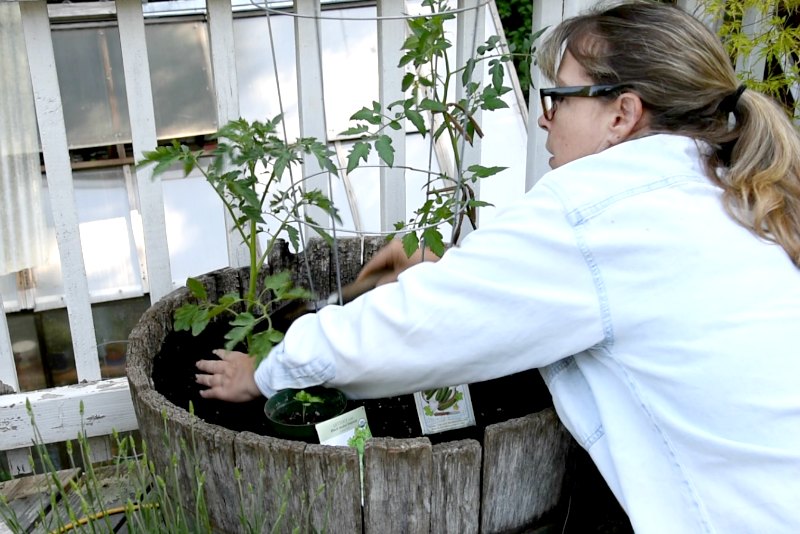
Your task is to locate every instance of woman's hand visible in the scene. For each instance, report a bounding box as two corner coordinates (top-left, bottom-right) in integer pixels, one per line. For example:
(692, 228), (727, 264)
(195, 349), (262, 402)
(357, 239), (441, 286)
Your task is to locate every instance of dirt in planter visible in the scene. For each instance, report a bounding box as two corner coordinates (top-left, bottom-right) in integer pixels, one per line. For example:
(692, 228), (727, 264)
(153, 319), (553, 444)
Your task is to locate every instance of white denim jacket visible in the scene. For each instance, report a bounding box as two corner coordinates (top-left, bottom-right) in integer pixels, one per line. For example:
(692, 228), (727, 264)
(255, 134), (800, 533)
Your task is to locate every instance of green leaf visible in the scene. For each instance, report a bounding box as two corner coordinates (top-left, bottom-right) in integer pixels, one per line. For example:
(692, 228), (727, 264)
(467, 165), (507, 178)
(230, 312), (257, 328)
(419, 98), (447, 113)
(264, 271), (292, 293)
(174, 304), (199, 332)
(422, 227), (445, 257)
(375, 135), (395, 168)
(186, 277), (207, 300)
(481, 96), (508, 111)
(402, 232), (420, 257)
(346, 141), (371, 174)
(339, 125), (370, 136)
(249, 331), (275, 361)
(406, 110), (427, 136)
(191, 310), (210, 337)
(401, 72), (415, 92)
(350, 104), (382, 125)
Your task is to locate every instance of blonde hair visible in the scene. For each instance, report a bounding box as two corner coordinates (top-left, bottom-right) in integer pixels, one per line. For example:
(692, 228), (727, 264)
(538, 0), (800, 267)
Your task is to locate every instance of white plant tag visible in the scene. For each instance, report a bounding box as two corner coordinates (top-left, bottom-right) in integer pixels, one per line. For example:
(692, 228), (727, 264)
(414, 384), (476, 434)
(316, 406), (371, 447)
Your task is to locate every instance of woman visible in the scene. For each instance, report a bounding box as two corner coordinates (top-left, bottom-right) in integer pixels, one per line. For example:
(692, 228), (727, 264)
(195, 1), (800, 531)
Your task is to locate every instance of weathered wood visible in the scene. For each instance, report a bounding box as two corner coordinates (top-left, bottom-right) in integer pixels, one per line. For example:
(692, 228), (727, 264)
(480, 408), (571, 533)
(303, 444), (362, 534)
(234, 432), (307, 534)
(363, 437), (432, 534)
(126, 238), (572, 533)
(430, 439), (481, 534)
(0, 469), (80, 532)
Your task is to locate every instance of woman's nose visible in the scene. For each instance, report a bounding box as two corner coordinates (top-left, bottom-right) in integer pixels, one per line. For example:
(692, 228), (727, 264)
(537, 113), (550, 131)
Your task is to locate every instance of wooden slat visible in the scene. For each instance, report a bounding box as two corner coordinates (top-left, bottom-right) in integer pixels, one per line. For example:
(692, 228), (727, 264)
(235, 433), (308, 534)
(207, 0), (250, 269)
(376, 0), (407, 232)
(0, 378), (137, 450)
(525, 0), (563, 190)
(363, 437), (432, 534)
(430, 439), (481, 534)
(480, 407), (571, 533)
(454, 0), (484, 239)
(0, 468), (81, 533)
(735, 5), (771, 82)
(0, 297), (18, 393)
(294, 0), (334, 239)
(303, 444), (362, 534)
(117, 0), (173, 303)
(19, 0), (99, 382)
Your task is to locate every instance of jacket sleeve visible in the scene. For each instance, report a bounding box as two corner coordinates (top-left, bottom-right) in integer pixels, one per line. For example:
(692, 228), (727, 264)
(254, 182), (607, 399)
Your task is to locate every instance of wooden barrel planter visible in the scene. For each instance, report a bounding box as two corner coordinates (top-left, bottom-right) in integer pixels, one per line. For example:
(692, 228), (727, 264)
(127, 237), (573, 533)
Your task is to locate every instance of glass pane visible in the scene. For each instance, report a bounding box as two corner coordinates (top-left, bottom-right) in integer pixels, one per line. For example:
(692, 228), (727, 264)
(147, 21), (218, 139)
(234, 14), (299, 139)
(162, 174), (228, 288)
(92, 296), (150, 379)
(34, 168), (144, 307)
(320, 7), (379, 138)
(38, 307), (75, 387)
(52, 26), (131, 149)
(7, 312), (47, 392)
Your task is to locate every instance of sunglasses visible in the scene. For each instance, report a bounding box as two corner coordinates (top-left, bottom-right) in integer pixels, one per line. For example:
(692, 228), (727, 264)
(539, 84), (632, 121)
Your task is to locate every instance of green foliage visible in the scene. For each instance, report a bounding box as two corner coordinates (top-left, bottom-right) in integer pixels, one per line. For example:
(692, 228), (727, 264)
(342, 0), (520, 256)
(294, 389), (325, 423)
(139, 116), (342, 361)
(0, 405), (328, 533)
(495, 0), (535, 99)
(704, 0), (800, 122)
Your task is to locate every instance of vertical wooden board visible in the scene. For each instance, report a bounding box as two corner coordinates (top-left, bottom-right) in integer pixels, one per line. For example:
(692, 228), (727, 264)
(212, 268), (242, 301)
(188, 425), (238, 533)
(303, 444), (362, 534)
(363, 437), (432, 534)
(430, 439), (481, 534)
(234, 432), (308, 534)
(19, 0), (99, 383)
(480, 408), (571, 533)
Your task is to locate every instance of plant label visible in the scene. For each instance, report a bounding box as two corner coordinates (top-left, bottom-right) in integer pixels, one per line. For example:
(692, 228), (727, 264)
(414, 384), (476, 434)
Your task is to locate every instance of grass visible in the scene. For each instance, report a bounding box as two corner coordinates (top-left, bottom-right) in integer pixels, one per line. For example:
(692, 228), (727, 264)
(0, 400), (330, 534)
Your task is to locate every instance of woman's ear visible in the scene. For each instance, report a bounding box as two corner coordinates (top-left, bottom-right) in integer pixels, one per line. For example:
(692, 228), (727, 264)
(609, 92), (649, 142)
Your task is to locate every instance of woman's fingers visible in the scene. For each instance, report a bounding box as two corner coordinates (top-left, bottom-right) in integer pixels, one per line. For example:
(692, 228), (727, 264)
(195, 349), (261, 402)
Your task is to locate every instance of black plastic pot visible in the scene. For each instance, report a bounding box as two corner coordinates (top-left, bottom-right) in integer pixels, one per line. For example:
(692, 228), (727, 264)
(264, 386), (348, 442)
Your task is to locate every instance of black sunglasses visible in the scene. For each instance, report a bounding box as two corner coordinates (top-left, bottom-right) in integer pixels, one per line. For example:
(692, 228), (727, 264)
(540, 84), (632, 121)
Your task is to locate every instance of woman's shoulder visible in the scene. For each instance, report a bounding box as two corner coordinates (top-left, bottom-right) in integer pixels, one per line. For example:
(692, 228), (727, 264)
(534, 134), (709, 212)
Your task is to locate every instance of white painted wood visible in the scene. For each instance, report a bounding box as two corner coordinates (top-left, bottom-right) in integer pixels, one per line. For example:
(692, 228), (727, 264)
(676, 0), (724, 34)
(208, 0), (250, 269)
(5, 448), (32, 477)
(0, 377), (137, 450)
(376, 0), (407, 233)
(735, 5), (770, 83)
(525, 0), (563, 190)
(454, 0), (484, 239)
(117, 0), (173, 302)
(19, 1), (100, 383)
(0, 296), (18, 393)
(294, 0), (333, 236)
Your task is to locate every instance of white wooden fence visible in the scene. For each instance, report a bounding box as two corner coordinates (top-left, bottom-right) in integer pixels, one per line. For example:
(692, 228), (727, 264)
(1, 0), (795, 477)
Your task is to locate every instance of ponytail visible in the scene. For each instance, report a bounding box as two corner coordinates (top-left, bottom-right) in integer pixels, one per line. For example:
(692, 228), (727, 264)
(714, 90), (800, 267)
